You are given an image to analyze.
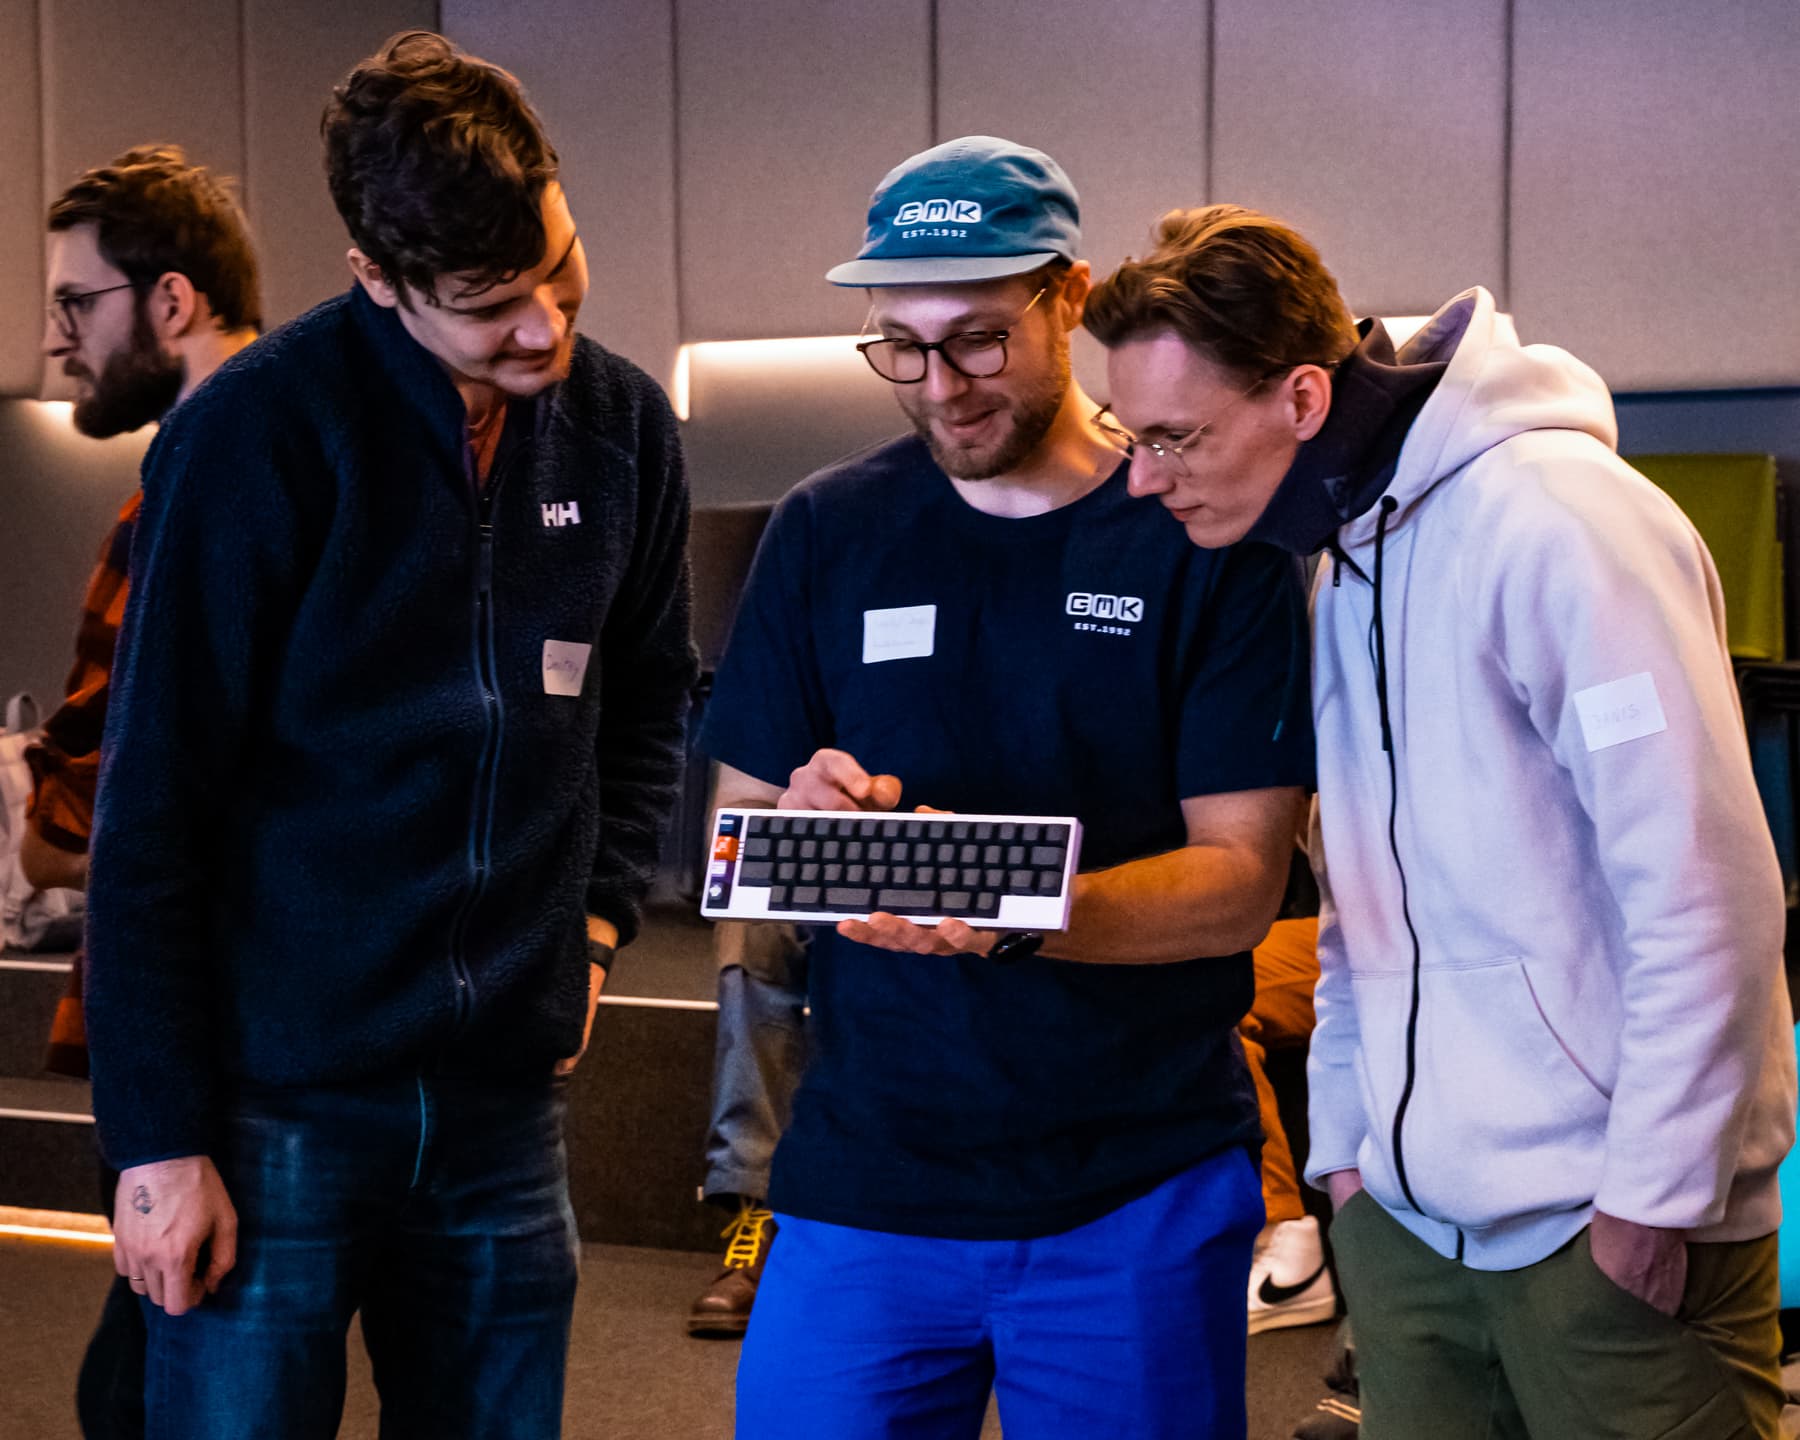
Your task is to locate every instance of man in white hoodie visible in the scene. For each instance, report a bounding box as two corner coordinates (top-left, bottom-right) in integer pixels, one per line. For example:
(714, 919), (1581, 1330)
(1087, 204), (1796, 1439)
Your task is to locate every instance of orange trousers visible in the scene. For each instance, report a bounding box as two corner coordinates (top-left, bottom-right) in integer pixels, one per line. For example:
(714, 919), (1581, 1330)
(1239, 917), (1320, 1225)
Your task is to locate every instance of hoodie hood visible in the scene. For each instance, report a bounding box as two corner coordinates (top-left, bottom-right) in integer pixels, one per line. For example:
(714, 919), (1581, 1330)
(1336, 286), (1617, 554)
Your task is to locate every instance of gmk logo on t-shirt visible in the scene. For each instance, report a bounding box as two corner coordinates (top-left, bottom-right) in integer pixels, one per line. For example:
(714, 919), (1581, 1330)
(893, 199), (983, 225)
(1067, 592), (1143, 635)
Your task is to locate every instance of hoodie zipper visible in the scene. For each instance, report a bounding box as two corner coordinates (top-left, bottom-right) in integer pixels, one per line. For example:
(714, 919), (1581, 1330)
(1364, 498), (1465, 1258)
(443, 452), (517, 1039)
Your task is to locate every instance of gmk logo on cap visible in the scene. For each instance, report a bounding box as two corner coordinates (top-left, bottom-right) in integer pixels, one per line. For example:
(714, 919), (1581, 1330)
(893, 199), (983, 226)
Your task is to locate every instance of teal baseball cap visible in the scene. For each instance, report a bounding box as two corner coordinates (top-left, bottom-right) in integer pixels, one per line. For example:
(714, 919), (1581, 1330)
(825, 135), (1081, 287)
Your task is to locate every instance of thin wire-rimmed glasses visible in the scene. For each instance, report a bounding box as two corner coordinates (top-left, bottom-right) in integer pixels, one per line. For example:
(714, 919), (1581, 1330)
(47, 282), (137, 342)
(1094, 369), (1287, 477)
(856, 286), (1047, 383)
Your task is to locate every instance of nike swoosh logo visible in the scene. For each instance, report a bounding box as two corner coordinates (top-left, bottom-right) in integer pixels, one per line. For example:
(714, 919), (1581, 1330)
(1258, 1263), (1327, 1306)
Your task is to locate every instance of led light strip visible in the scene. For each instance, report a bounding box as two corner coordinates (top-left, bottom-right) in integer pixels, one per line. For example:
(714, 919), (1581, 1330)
(0, 1205), (112, 1245)
(671, 335), (862, 422)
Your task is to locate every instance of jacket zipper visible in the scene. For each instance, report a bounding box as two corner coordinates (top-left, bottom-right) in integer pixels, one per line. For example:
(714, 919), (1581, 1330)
(443, 457), (516, 1039)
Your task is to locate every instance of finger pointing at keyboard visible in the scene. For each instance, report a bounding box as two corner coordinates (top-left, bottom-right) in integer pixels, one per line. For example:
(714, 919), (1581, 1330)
(783, 748), (903, 812)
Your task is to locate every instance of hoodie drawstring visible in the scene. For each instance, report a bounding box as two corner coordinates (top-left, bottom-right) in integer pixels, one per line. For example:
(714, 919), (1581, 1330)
(1372, 497), (1431, 1222)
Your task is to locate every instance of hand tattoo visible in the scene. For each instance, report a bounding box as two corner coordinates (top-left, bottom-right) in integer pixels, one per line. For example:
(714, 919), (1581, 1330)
(132, 1185), (153, 1216)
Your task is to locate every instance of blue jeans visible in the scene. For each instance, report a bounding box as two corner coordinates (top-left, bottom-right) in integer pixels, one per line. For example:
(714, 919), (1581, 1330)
(142, 1072), (579, 1440)
(737, 1145), (1265, 1440)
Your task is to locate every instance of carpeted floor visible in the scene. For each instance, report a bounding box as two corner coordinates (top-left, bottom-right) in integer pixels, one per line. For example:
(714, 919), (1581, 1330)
(0, 1234), (1341, 1438)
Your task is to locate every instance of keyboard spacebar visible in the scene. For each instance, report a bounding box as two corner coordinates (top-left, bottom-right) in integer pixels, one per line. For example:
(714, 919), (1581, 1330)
(874, 888), (938, 911)
(825, 887), (874, 909)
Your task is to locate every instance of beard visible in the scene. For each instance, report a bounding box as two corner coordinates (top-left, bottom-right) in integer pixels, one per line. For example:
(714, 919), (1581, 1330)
(69, 307), (184, 438)
(903, 336), (1071, 481)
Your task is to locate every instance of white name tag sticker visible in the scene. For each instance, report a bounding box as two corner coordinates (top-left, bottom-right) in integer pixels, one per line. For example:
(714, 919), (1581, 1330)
(542, 639), (593, 697)
(1573, 671), (1668, 753)
(862, 605), (936, 664)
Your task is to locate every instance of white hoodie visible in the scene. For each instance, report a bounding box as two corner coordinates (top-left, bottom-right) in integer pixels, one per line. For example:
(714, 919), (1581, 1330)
(1302, 287), (1796, 1269)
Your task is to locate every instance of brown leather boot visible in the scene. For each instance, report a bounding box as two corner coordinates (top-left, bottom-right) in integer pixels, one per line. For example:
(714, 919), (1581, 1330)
(686, 1198), (777, 1337)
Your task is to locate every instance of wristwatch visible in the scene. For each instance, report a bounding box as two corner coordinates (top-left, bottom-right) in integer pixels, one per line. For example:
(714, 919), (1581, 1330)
(988, 930), (1045, 964)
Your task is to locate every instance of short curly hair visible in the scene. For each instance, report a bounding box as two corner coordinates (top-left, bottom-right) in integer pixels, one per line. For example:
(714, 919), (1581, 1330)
(1085, 205), (1357, 381)
(47, 144), (262, 332)
(322, 30), (559, 305)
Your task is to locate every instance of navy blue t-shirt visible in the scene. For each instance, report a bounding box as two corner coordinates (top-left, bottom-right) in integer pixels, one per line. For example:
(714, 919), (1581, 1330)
(700, 435), (1314, 1238)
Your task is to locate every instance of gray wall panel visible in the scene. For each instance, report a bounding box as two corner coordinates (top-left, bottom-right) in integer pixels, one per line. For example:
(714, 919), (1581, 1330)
(0, 1), (43, 397)
(937, 0), (1208, 285)
(244, 0), (439, 331)
(41, 0), (244, 202)
(1511, 0), (1800, 389)
(676, 0), (931, 341)
(443, 0), (681, 389)
(1212, 0), (1507, 318)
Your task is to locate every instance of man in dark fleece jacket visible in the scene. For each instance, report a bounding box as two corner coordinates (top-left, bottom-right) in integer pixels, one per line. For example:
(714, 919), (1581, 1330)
(83, 32), (695, 1439)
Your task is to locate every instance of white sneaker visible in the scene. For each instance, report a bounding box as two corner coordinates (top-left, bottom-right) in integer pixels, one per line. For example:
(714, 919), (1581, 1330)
(1248, 1215), (1337, 1335)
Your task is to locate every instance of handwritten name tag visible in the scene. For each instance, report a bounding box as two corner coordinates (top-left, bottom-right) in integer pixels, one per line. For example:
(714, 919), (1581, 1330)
(542, 639), (593, 697)
(863, 605), (936, 664)
(1573, 671), (1667, 752)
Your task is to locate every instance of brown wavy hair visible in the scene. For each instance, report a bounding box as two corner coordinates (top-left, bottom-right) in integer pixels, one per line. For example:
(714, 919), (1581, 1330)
(322, 30), (558, 305)
(48, 144), (262, 332)
(1085, 205), (1357, 380)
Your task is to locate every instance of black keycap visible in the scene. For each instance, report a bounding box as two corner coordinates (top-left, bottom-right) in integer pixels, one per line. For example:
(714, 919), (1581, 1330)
(915, 867), (936, 886)
(868, 842), (887, 860)
(905, 820), (927, 839)
(1037, 872), (1060, 895)
(820, 840), (839, 860)
(768, 817), (789, 835)
(827, 887), (873, 909)
(941, 890), (973, 910)
(769, 885), (789, 905)
(1008, 869), (1035, 891)
(799, 840), (818, 859)
(951, 822), (971, 840)
(999, 824), (1018, 841)
(791, 886), (822, 907)
(1007, 845), (1025, 865)
(747, 816), (769, 837)
(744, 837), (773, 858)
(890, 842), (910, 862)
(1021, 824), (1042, 842)
(790, 818), (811, 836)
(1030, 846), (1065, 868)
(741, 862), (774, 884)
(846, 865), (866, 883)
(982, 845), (1002, 864)
(892, 866), (912, 884)
(876, 888), (938, 910)
(838, 818), (859, 837)
(974, 823), (995, 841)
(1044, 825), (1070, 847)
(800, 863), (820, 882)
(777, 862), (797, 881)
(935, 843), (956, 863)
(974, 892), (1000, 916)
(777, 839), (796, 858)
(881, 819), (902, 838)
(959, 844), (978, 863)
(869, 865), (889, 884)
(845, 841), (864, 860)
(823, 864), (843, 882)
(960, 868), (981, 887)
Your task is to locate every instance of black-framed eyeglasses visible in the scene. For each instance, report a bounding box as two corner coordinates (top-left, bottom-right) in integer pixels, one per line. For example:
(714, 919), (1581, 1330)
(47, 282), (138, 342)
(1093, 368), (1289, 477)
(856, 286), (1047, 384)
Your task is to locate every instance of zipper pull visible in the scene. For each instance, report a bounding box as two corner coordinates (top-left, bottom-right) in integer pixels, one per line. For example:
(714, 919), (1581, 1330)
(478, 521), (495, 592)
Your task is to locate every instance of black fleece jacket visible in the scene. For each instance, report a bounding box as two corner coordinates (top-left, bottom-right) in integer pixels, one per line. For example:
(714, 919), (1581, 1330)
(85, 287), (697, 1169)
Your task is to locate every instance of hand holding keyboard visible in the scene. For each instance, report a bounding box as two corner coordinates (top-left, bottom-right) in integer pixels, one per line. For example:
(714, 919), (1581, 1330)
(700, 808), (1083, 931)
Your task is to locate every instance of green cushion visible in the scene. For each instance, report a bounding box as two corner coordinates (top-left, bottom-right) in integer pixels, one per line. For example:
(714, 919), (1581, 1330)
(1630, 453), (1784, 662)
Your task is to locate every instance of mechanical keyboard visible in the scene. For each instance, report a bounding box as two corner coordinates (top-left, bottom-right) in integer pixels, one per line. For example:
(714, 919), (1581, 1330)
(700, 808), (1084, 930)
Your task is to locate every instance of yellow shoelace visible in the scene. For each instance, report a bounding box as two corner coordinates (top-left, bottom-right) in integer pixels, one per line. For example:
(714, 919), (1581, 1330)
(721, 1203), (774, 1270)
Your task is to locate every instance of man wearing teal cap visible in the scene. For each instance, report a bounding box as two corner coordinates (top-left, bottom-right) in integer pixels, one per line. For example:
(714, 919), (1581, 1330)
(700, 136), (1314, 1438)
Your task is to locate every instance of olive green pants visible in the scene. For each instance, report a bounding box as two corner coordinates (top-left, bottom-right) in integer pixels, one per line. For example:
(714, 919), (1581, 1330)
(1331, 1191), (1783, 1440)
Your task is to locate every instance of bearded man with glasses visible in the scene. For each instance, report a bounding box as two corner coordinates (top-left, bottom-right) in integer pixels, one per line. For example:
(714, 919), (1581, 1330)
(700, 136), (1314, 1439)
